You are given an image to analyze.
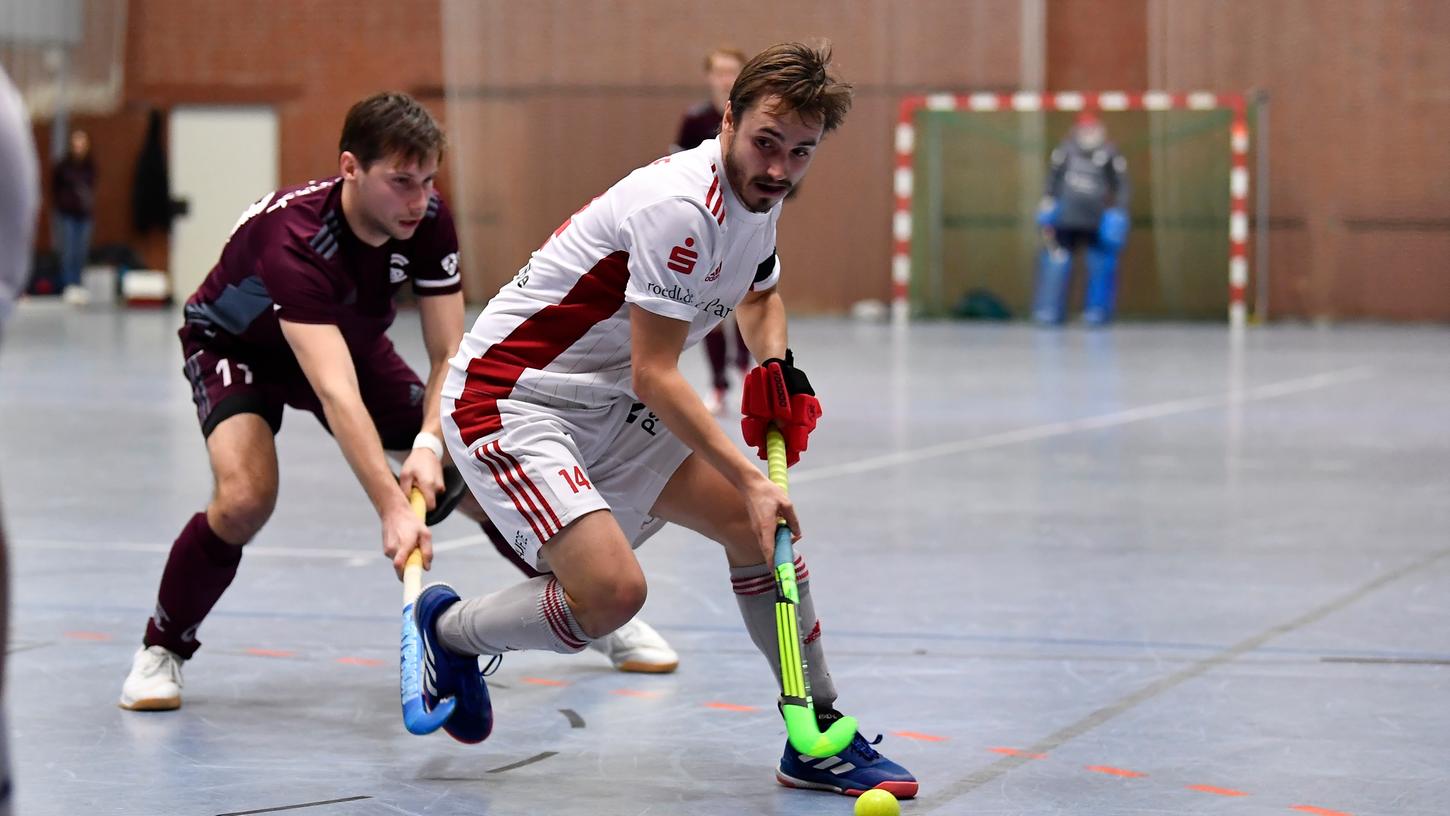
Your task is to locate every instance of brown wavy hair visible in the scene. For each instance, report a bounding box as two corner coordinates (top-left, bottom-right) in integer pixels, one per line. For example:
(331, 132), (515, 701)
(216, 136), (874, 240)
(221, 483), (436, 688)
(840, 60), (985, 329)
(339, 92), (445, 168)
(727, 42), (853, 133)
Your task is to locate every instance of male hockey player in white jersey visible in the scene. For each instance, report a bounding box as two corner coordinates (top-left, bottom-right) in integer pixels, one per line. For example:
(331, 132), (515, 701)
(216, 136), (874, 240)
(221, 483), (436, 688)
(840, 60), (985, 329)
(411, 42), (917, 799)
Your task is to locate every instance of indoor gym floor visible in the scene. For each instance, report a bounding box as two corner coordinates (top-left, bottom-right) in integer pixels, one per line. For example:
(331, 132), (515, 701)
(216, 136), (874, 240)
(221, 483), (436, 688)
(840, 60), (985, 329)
(2, 302), (1446, 815)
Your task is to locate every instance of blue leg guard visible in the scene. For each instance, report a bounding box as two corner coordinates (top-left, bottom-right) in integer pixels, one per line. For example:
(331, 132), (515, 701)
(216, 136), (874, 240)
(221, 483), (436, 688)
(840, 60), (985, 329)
(1083, 244), (1120, 325)
(1032, 246), (1073, 325)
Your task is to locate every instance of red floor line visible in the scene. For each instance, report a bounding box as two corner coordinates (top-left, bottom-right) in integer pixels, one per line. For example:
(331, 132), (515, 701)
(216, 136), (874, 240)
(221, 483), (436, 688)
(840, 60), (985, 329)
(893, 731), (949, 742)
(521, 677), (568, 687)
(245, 648), (295, 658)
(1291, 806), (1353, 816)
(704, 702), (757, 712)
(989, 747), (1047, 759)
(1187, 784), (1249, 797)
(1085, 765), (1147, 779)
(336, 656), (385, 667)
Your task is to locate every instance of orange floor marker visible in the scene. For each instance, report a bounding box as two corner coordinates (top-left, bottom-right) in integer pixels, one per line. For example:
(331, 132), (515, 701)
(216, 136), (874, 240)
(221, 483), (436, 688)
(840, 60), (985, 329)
(64, 631), (111, 641)
(1291, 806), (1352, 816)
(704, 702), (758, 712)
(521, 676), (568, 686)
(989, 747), (1047, 759)
(336, 656), (385, 667)
(610, 689), (661, 698)
(1085, 765), (1147, 778)
(245, 648), (295, 658)
(1187, 784), (1248, 797)
(893, 730), (948, 742)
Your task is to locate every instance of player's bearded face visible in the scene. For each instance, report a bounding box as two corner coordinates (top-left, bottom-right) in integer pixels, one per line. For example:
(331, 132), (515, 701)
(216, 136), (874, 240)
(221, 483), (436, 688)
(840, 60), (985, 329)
(722, 98), (823, 214)
(355, 152), (440, 242)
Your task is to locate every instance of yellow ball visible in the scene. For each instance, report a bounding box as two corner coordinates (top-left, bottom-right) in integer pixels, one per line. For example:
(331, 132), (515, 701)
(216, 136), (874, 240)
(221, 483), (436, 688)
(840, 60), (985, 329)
(855, 788), (900, 816)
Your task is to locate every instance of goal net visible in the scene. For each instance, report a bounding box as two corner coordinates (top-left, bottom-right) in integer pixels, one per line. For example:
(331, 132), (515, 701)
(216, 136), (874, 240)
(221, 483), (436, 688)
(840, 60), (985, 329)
(893, 92), (1251, 325)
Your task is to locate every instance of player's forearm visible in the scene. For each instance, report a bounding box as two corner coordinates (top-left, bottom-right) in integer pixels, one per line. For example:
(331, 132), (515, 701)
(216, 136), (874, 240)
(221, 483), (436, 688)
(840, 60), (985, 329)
(318, 392), (410, 517)
(634, 366), (762, 489)
(419, 361), (449, 440)
(735, 290), (788, 363)
(418, 293), (465, 440)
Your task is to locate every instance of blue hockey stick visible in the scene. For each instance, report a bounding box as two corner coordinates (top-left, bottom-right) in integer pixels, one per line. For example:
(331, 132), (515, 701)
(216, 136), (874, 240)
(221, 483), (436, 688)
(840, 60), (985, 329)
(400, 489), (455, 734)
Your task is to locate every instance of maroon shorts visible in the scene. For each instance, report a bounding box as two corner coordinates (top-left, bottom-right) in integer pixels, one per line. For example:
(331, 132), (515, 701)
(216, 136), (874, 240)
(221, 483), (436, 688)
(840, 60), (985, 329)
(180, 333), (425, 451)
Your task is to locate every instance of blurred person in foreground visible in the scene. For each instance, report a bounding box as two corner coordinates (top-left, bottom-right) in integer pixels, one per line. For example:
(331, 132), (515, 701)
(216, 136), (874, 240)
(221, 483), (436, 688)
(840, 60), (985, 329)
(0, 63), (42, 816)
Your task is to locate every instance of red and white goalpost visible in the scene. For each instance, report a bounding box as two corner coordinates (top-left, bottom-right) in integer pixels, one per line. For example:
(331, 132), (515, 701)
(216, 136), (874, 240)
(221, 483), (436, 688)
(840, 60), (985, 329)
(891, 91), (1250, 328)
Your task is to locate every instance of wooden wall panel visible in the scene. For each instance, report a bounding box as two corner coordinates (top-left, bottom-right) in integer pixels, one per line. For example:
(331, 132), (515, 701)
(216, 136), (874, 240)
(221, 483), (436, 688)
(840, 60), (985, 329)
(36, 0), (1442, 318)
(442, 0), (1031, 311)
(1151, 0), (1450, 320)
(1048, 0), (1149, 90)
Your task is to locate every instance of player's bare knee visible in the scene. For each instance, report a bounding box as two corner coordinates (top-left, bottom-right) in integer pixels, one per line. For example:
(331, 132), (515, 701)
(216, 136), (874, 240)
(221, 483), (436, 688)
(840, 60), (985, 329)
(209, 481), (276, 543)
(575, 573), (647, 637)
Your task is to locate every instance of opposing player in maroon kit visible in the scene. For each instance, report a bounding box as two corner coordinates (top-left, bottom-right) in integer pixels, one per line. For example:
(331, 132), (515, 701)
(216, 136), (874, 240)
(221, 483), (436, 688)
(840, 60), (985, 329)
(118, 93), (676, 723)
(118, 92), (460, 712)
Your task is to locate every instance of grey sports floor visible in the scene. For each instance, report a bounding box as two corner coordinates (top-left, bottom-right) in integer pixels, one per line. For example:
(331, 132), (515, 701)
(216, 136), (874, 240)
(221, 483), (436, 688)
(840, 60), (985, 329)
(2, 302), (1447, 816)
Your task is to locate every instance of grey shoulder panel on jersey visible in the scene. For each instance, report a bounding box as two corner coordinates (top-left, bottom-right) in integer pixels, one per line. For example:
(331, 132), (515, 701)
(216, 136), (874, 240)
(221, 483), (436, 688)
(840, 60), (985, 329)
(184, 275), (274, 336)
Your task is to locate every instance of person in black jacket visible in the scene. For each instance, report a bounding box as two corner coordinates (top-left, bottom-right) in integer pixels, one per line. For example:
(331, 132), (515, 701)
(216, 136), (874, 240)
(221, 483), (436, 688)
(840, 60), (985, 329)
(52, 129), (96, 305)
(672, 47), (752, 413)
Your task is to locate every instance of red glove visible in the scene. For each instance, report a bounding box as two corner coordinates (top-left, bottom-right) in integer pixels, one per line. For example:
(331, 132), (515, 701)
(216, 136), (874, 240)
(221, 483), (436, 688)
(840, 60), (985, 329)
(740, 350), (821, 467)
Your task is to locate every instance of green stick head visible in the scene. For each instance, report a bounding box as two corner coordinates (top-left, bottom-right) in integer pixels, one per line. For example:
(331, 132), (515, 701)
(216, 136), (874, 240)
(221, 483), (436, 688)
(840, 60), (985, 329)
(783, 703), (857, 758)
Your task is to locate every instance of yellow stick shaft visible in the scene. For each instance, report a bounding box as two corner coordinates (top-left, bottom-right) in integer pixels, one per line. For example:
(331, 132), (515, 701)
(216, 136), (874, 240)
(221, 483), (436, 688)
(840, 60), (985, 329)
(403, 489), (427, 602)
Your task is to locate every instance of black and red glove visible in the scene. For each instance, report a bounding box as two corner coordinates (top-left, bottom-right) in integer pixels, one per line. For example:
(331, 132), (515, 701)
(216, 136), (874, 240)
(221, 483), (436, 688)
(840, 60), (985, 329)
(740, 349), (821, 467)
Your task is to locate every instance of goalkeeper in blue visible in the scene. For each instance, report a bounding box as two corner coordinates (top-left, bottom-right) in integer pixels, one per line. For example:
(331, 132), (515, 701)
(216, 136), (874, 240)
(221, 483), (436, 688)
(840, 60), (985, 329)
(1033, 111), (1131, 326)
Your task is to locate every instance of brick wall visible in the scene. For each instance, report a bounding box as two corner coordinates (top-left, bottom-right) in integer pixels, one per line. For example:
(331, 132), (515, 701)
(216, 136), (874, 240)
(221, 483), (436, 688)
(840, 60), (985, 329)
(36, 0), (448, 275)
(37, 0), (1450, 319)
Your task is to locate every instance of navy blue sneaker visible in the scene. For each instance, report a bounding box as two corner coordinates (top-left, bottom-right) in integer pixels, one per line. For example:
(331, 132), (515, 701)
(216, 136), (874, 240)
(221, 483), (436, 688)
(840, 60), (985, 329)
(414, 583), (494, 744)
(775, 711), (918, 798)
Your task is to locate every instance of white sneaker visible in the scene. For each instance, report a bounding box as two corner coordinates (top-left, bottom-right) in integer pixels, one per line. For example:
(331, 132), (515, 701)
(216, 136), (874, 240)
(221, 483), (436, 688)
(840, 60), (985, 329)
(703, 387), (727, 416)
(588, 618), (679, 673)
(119, 645), (184, 711)
(61, 285), (90, 306)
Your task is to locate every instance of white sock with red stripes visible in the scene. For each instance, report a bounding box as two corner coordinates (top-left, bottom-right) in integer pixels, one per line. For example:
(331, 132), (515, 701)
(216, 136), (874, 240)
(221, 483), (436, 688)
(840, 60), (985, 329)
(436, 575), (591, 656)
(730, 556), (838, 710)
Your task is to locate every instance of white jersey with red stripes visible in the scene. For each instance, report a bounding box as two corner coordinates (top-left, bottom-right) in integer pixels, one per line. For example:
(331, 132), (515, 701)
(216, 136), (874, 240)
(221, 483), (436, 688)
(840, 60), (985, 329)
(446, 137), (781, 447)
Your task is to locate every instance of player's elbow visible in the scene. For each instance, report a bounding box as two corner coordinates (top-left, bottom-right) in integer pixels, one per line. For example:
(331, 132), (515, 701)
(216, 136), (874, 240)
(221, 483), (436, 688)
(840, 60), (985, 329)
(311, 376), (363, 413)
(631, 364), (664, 404)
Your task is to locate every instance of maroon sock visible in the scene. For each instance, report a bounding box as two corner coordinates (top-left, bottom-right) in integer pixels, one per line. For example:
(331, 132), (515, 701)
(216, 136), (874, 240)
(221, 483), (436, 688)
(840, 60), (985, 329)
(704, 325), (729, 390)
(732, 324), (751, 371)
(143, 512), (243, 659)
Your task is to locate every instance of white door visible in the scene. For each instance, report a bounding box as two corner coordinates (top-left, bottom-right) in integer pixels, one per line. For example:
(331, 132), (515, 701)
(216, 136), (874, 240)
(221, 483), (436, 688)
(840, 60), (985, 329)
(169, 106), (278, 299)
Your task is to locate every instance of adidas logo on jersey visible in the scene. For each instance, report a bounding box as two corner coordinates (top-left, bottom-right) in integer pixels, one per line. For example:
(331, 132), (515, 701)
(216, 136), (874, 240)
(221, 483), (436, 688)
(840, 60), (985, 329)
(667, 237), (698, 275)
(703, 264), (721, 282)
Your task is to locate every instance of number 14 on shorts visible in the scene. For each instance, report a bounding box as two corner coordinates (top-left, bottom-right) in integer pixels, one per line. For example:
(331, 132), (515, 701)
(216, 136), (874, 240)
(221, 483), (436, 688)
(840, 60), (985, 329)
(558, 466), (592, 494)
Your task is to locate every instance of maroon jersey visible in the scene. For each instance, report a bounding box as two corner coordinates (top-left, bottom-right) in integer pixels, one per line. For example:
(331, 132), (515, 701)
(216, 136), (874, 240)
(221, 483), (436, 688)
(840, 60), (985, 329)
(674, 101), (722, 151)
(181, 177), (461, 357)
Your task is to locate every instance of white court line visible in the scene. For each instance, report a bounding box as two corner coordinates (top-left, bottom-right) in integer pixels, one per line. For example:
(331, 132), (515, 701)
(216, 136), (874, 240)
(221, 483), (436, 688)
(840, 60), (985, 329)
(13, 368), (1373, 556)
(790, 366), (1376, 485)
(13, 531), (492, 562)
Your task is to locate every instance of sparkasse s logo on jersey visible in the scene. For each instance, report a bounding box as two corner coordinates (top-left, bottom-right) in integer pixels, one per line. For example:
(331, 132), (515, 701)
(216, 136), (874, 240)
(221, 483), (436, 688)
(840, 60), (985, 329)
(667, 237), (698, 275)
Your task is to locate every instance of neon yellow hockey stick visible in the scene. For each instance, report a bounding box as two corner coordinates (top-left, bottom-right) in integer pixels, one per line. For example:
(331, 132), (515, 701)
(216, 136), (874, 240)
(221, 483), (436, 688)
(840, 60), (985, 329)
(766, 425), (856, 758)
